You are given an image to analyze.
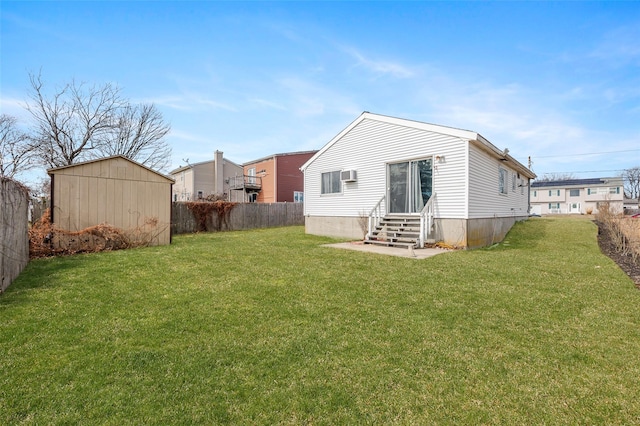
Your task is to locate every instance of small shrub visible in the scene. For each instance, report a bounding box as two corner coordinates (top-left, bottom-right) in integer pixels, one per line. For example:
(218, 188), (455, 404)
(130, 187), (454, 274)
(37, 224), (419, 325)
(186, 200), (237, 232)
(29, 209), (166, 258)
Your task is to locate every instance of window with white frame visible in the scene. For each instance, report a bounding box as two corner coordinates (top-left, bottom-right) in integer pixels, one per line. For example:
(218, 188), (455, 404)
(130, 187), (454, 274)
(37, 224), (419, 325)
(549, 202), (560, 210)
(609, 187), (620, 194)
(294, 191), (304, 203)
(498, 168), (507, 194)
(321, 171), (342, 194)
(549, 189), (560, 196)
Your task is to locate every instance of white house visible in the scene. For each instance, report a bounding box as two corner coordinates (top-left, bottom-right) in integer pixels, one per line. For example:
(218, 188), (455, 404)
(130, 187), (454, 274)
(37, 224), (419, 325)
(300, 112), (536, 249)
(530, 177), (624, 215)
(169, 150), (243, 202)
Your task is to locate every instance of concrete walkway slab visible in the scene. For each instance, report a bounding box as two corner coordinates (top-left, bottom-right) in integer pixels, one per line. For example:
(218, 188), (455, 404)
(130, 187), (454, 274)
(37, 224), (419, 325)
(322, 241), (451, 259)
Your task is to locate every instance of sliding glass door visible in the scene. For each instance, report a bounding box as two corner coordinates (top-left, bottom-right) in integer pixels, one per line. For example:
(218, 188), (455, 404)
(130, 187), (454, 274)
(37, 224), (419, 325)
(388, 159), (432, 214)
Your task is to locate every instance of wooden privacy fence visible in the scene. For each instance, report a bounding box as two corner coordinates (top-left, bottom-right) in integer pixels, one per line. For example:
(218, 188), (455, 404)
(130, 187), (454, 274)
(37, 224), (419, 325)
(172, 202), (304, 235)
(1, 178), (30, 293)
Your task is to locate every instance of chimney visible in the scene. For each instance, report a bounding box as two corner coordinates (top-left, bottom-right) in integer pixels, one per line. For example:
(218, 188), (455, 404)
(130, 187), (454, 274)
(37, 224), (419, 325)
(214, 150), (224, 196)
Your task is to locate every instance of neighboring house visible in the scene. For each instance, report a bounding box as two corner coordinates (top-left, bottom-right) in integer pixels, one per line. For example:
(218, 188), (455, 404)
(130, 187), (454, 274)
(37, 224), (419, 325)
(169, 150), (243, 202)
(229, 151), (317, 203)
(48, 155), (174, 245)
(623, 197), (639, 212)
(300, 112), (536, 249)
(529, 178), (624, 215)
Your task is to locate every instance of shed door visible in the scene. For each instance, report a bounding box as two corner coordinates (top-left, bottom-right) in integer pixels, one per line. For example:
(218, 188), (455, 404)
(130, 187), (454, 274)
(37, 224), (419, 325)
(388, 159), (432, 214)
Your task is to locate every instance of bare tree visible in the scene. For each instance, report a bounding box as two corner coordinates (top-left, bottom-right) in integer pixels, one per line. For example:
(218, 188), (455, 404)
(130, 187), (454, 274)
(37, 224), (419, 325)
(25, 72), (171, 171)
(537, 173), (576, 182)
(621, 166), (640, 199)
(97, 103), (171, 171)
(0, 114), (36, 178)
(26, 73), (123, 168)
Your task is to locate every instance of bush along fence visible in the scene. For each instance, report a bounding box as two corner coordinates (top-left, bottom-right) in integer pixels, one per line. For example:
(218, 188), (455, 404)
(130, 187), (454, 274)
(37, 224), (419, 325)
(1, 178), (30, 293)
(171, 201), (304, 235)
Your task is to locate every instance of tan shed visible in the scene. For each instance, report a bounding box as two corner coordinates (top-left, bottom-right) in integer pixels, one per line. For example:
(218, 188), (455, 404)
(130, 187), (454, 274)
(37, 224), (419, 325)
(48, 156), (174, 246)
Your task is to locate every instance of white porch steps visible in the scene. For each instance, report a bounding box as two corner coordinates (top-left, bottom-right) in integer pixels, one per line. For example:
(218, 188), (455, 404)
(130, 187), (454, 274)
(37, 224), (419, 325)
(365, 215), (424, 248)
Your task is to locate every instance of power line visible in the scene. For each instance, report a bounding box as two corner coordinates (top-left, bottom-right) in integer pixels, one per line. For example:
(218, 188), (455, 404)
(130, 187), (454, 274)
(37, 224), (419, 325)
(534, 148), (640, 159)
(541, 169), (626, 175)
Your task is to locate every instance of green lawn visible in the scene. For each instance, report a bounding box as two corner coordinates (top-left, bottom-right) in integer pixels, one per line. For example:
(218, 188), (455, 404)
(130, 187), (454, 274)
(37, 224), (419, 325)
(1, 217), (640, 424)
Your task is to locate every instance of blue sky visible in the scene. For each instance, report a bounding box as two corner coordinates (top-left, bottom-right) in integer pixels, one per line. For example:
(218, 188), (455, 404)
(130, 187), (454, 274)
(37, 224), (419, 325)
(2, 1), (639, 185)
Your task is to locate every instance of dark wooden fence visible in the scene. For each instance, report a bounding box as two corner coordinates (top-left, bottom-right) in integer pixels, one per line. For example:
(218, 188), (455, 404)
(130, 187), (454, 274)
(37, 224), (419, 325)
(171, 202), (304, 235)
(1, 178), (30, 293)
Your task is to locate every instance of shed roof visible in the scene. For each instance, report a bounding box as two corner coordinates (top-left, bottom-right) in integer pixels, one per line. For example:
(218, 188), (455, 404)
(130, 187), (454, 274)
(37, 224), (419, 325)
(300, 112), (536, 179)
(48, 155), (174, 183)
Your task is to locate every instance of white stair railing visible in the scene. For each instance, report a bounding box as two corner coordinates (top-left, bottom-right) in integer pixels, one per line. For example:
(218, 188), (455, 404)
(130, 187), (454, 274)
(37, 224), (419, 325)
(367, 195), (386, 240)
(418, 193), (436, 248)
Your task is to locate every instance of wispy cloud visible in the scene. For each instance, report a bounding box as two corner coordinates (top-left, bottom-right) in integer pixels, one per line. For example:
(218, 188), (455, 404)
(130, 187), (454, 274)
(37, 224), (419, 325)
(590, 23), (640, 66)
(146, 94), (237, 112)
(277, 77), (362, 118)
(249, 98), (287, 111)
(343, 47), (415, 79)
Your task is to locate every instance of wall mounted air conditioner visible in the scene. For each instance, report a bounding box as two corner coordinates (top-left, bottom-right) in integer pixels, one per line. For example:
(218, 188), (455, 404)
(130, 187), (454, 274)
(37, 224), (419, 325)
(340, 170), (357, 182)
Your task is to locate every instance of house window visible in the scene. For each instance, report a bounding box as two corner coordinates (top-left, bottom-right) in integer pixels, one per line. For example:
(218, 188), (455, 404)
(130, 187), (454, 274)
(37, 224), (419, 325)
(533, 190), (537, 197)
(512, 173), (516, 192)
(609, 187), (620, 194)
(321, 171), (342, 194)
(498, 168), (507, 194)
(570, 189), (580, 197)
(549, 189), (560, 196)
(197, 190), (204, 200)
(549, 203), (560, 212)
(294, 191), (304, 203)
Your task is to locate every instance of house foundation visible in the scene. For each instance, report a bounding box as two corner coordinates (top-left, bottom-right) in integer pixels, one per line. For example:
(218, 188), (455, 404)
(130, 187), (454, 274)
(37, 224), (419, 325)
(305, 215), (529, 249)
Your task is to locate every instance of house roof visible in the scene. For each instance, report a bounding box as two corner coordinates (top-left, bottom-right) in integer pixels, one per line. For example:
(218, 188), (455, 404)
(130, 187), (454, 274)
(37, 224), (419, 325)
(243, 150), (319, 166)
(47, 155), (174, 183)
(300, 112), (536, 179)
(531, 177), (623, 188)
(168, 157), (242, 175)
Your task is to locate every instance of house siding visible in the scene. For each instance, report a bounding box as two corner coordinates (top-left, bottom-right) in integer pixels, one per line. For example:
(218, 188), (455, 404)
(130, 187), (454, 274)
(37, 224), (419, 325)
(192, 162), (215, 198)
(304, 118), (469, 218)
(244, 159), (276, 203)
(170, 158), (242, 201)
(276, 153), (311, 202)
(468, 144), (530, 219)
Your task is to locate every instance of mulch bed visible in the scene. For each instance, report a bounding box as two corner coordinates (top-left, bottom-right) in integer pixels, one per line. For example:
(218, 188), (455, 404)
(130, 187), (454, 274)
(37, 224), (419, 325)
(596, 222), (640, 289)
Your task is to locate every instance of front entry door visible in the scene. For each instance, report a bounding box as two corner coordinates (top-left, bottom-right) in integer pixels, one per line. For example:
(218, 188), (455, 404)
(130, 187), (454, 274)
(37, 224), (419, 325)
(388, 159), (433, 214)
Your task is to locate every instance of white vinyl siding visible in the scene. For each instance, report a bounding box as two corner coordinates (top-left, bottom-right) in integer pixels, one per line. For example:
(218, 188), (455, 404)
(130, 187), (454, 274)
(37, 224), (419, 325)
(304, 118), (467, 218)
(468, 145), (530, 218)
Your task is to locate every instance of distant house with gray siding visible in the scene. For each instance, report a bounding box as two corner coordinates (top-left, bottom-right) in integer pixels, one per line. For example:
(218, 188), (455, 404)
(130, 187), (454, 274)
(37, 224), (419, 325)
(301, 112), (536, 249)
(169, 150), (243, 202)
